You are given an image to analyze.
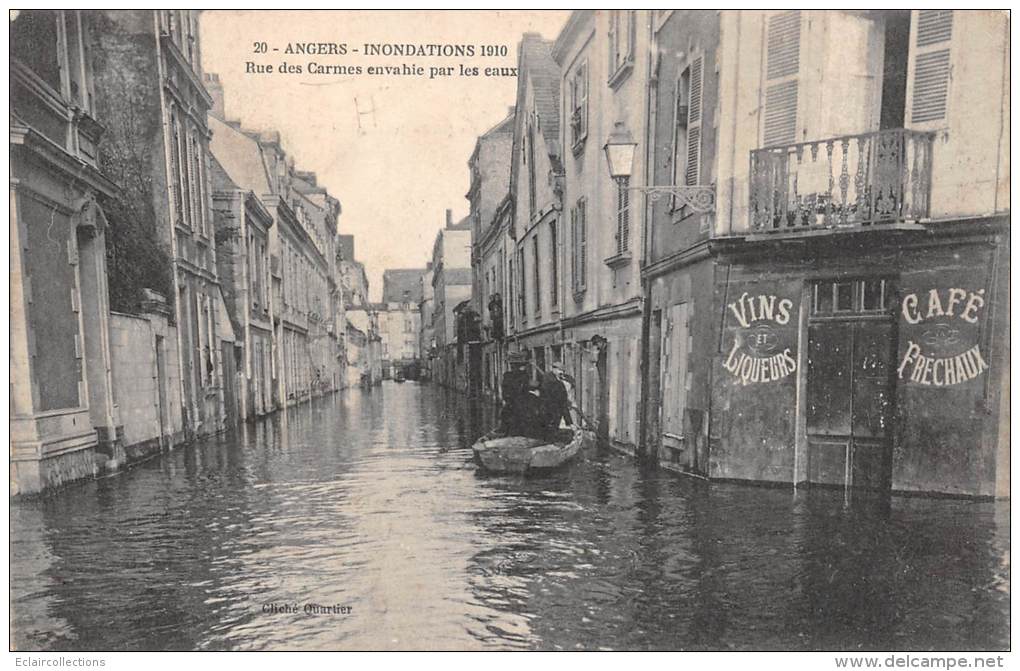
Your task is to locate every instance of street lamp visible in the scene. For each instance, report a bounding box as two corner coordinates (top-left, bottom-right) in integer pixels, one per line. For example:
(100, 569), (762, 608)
(603, 122), (638, 182)
(602, 121), (716, 212)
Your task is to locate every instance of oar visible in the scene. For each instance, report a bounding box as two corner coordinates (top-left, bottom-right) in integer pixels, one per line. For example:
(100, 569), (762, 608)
(569, 404), (598, 432)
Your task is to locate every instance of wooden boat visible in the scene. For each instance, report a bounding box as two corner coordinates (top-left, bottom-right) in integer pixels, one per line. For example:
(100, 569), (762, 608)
(472, 426), (593, 474)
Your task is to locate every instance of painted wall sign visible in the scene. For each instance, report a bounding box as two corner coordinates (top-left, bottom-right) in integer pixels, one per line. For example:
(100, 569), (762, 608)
(897, 287), (988, 386)
(722, 292), (798, 386)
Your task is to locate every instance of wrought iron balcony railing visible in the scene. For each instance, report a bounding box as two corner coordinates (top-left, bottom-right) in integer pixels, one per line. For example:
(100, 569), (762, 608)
(749, 129), (934, 232)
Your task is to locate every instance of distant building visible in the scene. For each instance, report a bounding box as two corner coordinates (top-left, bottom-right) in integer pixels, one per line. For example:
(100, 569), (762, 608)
(379, 269), (425, 378)
(337, 235), (381, 387)
(429, 211), (474, 389)
(468, 108), (515, 400)
(206, 75), (343, 411)
(419, 263), (436, 380)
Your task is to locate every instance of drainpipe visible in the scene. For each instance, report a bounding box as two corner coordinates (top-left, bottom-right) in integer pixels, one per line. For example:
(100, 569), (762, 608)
(153, 11), (189, 445)
(637, 11), (657, 462)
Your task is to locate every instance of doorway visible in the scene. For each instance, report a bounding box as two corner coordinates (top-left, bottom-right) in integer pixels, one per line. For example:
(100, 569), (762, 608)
(155, 334), (168, 448)
(806, 279), (897, 494)
(659, 303), (690, 468)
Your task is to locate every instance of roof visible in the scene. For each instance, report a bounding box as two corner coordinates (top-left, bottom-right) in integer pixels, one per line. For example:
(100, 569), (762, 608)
(447, 215), (472, 231)
(508, 34), (563, 205)
(208, 116), (272, 196)
(520, 34), (561, 146)
(382, 268), (426, 303)
(442, 267), (474, 286)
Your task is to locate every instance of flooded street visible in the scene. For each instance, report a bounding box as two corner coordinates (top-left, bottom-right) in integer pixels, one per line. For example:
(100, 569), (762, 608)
(11, 382), (1009, 651)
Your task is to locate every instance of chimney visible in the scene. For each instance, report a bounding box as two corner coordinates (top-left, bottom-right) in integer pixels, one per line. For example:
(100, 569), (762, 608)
(204, 73), (225, 118)
(445, 209), (452, 228)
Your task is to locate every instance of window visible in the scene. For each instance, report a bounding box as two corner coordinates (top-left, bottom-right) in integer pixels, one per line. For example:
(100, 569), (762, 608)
(763, 10), (802, 146)
(170, 112), (187, 227)
(63, 12), (91, 113)
(812, 279), (895, 315)
(508, 258), (515, 328)
(549, 219), (558, 308)
(527, 119), (537, 218)
(670, 56), (705, 211)
(532, 235), (541, 317)
(11, 11), (61, 91)
(571, 197), (588, 293)
(518, 248), (527, 319)
(608, 10), (636, 82)
(569, 60), (589, 149)
(188, 132), (205, 236)
(615, 178), (631, 254)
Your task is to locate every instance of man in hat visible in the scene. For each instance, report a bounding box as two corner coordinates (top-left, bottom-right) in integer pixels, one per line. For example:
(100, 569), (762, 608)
(500, 351), (532, 436)
(538, 362), (573, 438)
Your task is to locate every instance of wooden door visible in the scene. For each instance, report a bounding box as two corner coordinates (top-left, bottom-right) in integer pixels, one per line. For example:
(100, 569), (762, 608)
(659, 303), (690, 463)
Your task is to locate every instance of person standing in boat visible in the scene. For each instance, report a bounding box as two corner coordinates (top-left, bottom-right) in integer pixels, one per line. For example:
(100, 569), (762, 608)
(500, 351), (533, 436)
(537, 363), (573, 438)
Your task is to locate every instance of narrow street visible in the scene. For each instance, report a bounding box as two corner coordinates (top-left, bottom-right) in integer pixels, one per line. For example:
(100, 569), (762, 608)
(10, 382), (1009, 651)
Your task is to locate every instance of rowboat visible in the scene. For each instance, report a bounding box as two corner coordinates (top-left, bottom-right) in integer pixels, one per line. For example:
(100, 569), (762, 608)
(472, 426), (594, 474)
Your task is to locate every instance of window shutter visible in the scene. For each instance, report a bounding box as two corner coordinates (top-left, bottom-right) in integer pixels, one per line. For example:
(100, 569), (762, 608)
(763, 10), (801, 146)
(570, 206), (577, 290)
(580, 62), (589, 140)
(685, 55), (704, 186)
(580, 199), (587, 288)
(909, 10), (953, 125)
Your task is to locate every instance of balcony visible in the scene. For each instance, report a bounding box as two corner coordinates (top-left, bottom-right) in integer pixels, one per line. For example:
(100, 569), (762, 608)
(749, 129), (934, 233)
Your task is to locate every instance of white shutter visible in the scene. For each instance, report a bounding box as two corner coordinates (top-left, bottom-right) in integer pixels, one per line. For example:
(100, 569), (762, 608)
(685, 55), (704, 186)
(580, 62), (589, 140)
(763, 10), (801, 146)
(570, 206), (577, 291)
(579, 199), (587, 289)
(908, 10), (953, 125)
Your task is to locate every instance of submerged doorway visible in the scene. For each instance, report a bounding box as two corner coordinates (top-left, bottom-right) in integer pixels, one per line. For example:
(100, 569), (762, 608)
(806, 279), (897, 494)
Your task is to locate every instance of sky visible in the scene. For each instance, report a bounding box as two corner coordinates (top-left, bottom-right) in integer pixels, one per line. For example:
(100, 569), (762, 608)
(200, 10), (570, 301)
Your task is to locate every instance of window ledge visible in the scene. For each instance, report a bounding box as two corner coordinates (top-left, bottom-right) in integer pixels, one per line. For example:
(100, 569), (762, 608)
(608, 61), (634, 89)
(604, 251), (633, 268)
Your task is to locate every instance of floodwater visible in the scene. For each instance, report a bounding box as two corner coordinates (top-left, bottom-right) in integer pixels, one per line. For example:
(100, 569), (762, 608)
(10, 383), (1009, 651)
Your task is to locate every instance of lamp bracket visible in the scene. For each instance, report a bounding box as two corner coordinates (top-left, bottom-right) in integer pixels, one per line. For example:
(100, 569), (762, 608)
(625, 185), (716, 213)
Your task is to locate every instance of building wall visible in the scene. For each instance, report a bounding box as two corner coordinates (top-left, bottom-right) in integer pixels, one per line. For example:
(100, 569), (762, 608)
(10, 10), (121, 495)
(381, 305), (421, 363)
(552, 11), (651, 451)
(511, 66), (562, 336)
(556, 11), (649, 319)
(705, 9), (1009, 495)
(109, 311), (184, 454)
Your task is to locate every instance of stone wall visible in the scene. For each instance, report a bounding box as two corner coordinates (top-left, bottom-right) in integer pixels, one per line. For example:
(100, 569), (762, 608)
(109, 311), (185, 458)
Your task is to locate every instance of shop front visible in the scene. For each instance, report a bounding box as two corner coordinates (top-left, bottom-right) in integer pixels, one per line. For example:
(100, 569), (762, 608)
(709, 226), (1008, 498)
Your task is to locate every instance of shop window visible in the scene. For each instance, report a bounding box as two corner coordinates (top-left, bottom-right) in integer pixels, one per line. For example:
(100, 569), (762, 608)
(834, 282), (854, 312)
(862, 279), (884, 311)
(812, 279), (895, 315)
